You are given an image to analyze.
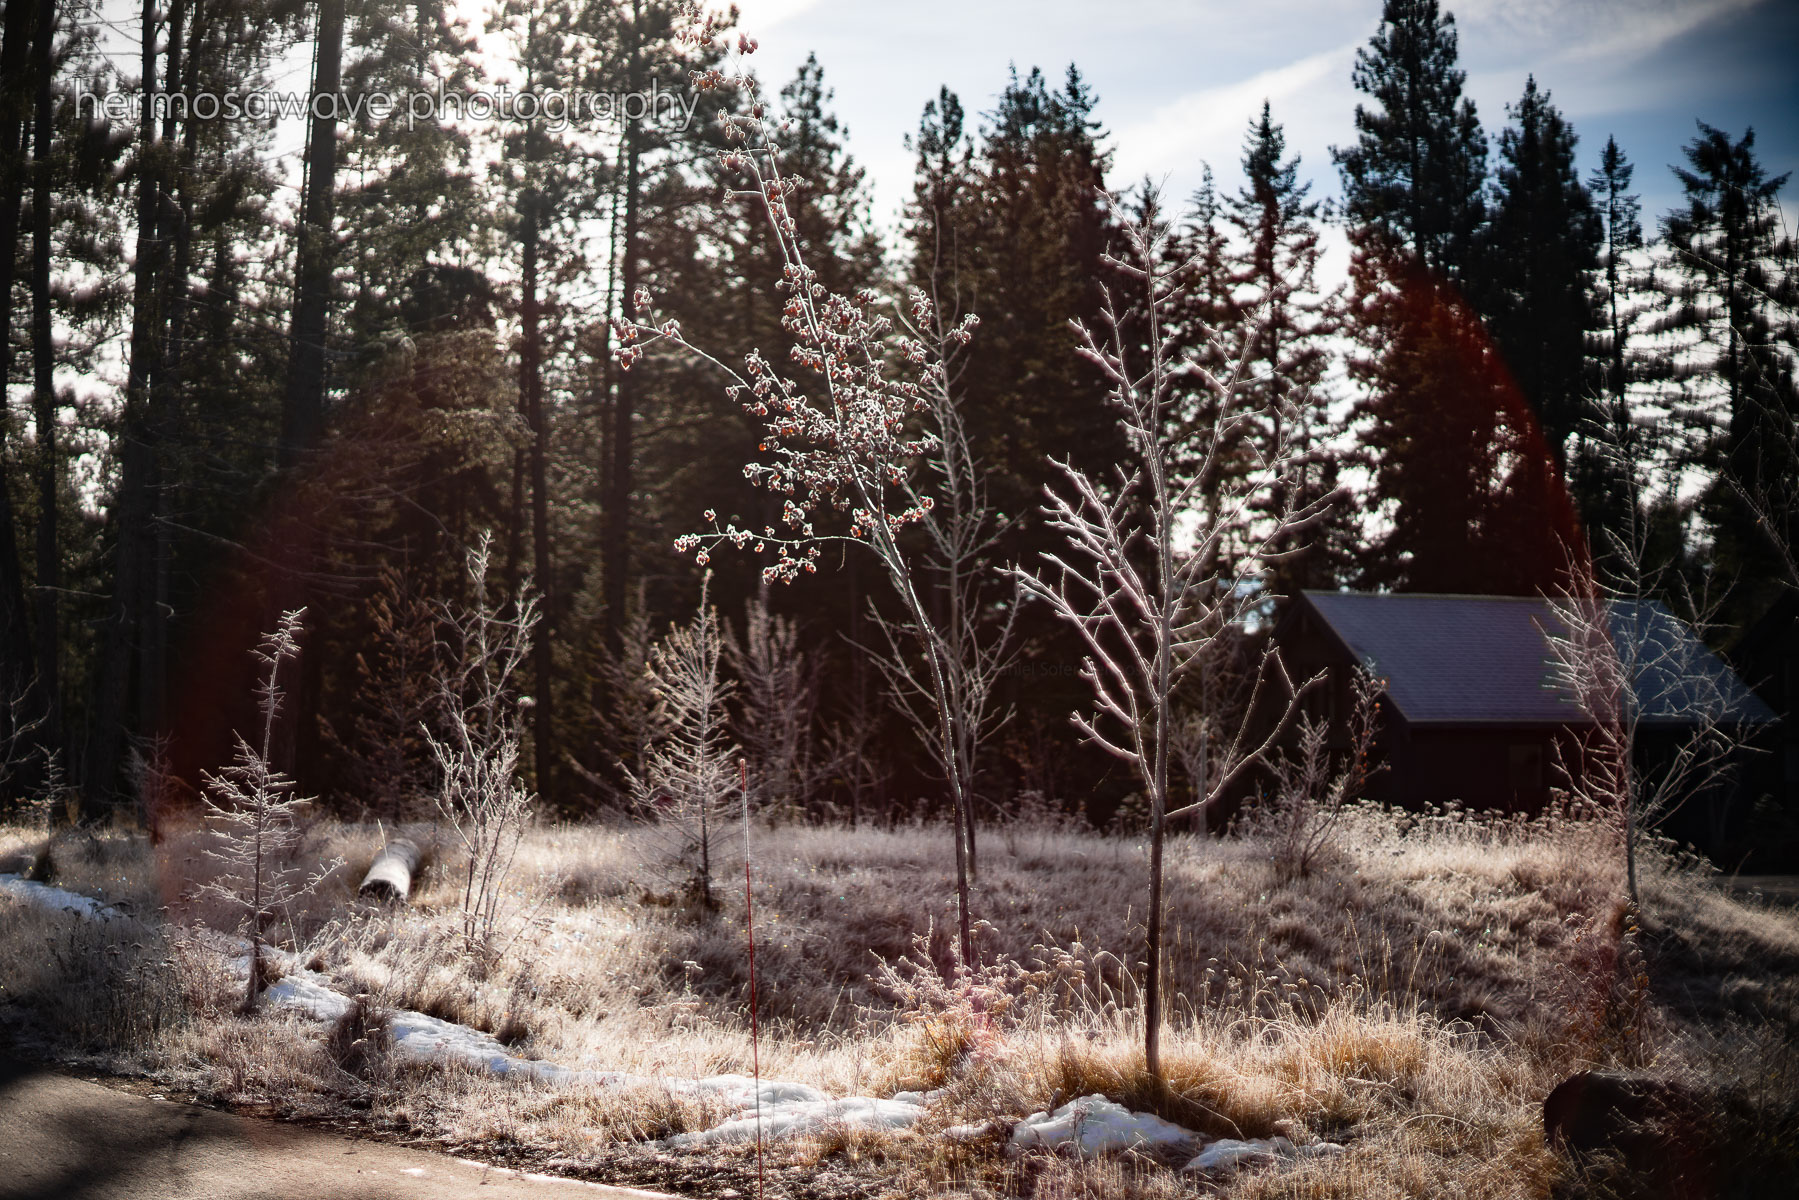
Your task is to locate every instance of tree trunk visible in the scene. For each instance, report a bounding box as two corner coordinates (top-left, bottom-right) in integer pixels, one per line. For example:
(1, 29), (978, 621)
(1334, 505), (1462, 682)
(601, 6), (642, 654)
(29, 0), (60, 761)
(84, 0), (167, 810)
(0, 0), (46, 784)
(280, 0), (345, 468)
(270, 0), (344, 791)
(519, 181), (555, 804)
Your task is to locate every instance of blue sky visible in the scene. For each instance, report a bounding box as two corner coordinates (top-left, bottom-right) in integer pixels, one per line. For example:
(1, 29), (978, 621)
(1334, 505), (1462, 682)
(733, 0), (1799, 244)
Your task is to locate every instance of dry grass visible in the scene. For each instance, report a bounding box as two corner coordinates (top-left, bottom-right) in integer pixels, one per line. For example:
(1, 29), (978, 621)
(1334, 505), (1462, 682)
(3, 802), (1797, 1198)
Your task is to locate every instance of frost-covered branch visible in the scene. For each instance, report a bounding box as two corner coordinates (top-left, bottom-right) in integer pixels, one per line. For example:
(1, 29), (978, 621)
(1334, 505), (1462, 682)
(426, 534), (540, 960)
(612, 16), (986, 967)
(1014, 191), (1333, 1079)
(200, 609), (340, 1009)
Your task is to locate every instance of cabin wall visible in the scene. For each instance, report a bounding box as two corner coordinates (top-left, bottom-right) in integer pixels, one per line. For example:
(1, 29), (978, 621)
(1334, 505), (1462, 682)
(1368, 725), (1570, 814)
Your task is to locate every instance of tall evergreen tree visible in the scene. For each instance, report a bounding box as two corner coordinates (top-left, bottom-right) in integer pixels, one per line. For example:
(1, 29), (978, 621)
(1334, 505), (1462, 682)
(1222, 103), (1347, 592)
(901, 65), (1126, 810)
(0, 0), (55, 786)
(1334, 0), (1487, 283)
(1575, 135), (1656, 578)
(1332, 0), (1572, 594)
(1659, 123), (1796, 607)
(1482, 77), (1600, 467)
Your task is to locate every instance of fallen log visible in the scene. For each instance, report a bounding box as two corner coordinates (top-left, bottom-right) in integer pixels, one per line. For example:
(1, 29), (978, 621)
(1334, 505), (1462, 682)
(358, 838), (421, 903)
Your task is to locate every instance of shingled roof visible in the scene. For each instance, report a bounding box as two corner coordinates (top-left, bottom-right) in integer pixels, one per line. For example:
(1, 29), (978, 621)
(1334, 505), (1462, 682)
(1296, 591), (1777, 727)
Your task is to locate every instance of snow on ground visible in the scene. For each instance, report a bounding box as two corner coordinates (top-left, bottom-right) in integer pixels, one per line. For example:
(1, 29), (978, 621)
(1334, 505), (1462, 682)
(667, 1097), (925, 1146)
(253, 958), (909, 1140)
(1181, 1136), (1347, 1178)
(2, 871), (1333, 1166)
(1009, 1094), (1200, 1156)
(0, 873), (119, 919)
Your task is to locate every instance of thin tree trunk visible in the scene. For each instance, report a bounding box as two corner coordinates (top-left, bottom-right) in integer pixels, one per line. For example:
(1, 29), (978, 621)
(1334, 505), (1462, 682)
(29, 0), (60, 758)
(281, 0), (344, 468)
(1145, 490), (1173, 1083)
(139, 0), (193, 737)
(85, 0), (167, 809)
(0, 0), (45, 779)
(273, 0), (344, 789)
(602, 4), (641, 654)
(519, 181), (554, 802)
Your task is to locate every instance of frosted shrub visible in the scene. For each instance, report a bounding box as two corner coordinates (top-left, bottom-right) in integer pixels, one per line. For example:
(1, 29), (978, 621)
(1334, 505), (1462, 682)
(198, 608), (340, 1009)
(427, 534), (540, 960)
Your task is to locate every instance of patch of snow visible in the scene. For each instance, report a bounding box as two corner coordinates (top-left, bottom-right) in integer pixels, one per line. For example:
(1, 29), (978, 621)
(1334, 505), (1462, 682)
(263, 969), (353, 1022)
(677, 1074), (829, 1108)
(1183, 1137), (1283, 1176)
(246, 957), (849, 1132)
(0, 883), (948, 1152)
(890, 1086), (946, 1106)
(665, 1096), (924, 1146)
(1182, 1135), (1345, 1177)
(0, 873), (118, 919)
(944, 1119), (1009, 1143)
(1009, 1095), (1199, 1157)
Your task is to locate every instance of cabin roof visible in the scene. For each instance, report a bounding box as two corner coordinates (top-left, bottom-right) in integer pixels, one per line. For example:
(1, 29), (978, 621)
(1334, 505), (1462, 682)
(1295, 591), (1777, 728)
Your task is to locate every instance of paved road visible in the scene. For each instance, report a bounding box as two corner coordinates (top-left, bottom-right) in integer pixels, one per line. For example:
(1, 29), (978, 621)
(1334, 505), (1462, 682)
(0, 1059), (668, 1200)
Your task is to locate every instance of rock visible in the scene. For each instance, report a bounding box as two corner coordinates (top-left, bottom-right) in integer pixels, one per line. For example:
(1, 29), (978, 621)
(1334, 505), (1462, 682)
(1542, 1070), (1716, 1194)
(1543, 1070), (1702, 1155)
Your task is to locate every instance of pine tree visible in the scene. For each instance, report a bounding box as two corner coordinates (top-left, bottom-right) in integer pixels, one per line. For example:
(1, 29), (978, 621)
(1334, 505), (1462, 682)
(1222, 104), (1346, 592)
(1659, 123), (1796, 608)
(914, 64), (1120, 557)
(1332, 0), (1572, 594)
(591, 0), (732, 657)
(1334, 0), (1487, 283)
(281, 0), (346, 468)
(1482, 77), (1601, 467)
(1575, 135), (1656, 579)
(900, 66), (1126, 810)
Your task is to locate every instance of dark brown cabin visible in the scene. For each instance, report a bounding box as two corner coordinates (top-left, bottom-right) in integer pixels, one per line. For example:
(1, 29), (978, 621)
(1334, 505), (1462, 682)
(1274, 592), (1777, 855)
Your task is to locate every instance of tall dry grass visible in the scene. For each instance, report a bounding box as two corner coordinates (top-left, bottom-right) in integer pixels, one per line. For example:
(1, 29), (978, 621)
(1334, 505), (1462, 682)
(2, 800), (1796, 1198)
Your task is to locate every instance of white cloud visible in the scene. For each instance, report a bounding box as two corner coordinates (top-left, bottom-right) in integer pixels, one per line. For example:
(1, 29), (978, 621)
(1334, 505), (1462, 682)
(731, 0), (831, 33)
(1108, 40), (1362, 223)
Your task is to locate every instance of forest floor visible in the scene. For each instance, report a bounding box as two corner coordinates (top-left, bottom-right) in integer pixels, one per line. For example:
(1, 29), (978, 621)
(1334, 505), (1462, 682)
(2, 804), (1798, 1199)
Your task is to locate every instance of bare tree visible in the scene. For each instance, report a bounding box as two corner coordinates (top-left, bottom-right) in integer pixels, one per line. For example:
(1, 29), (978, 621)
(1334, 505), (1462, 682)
(426, 534), (540, 959)
(617, 24), (985, 967)
(1546, 380), (1775, 903)
(1015, 193), (1331, 1079)
(821, 681), (891, 827)
(579, 600), (660, 808)
(1542, 568), (1758, 905)
(0, 677), (49, 820)
(199, 609), (339, 1010)
(866, 377), (1019, 877)
(633, 586), (740, 909)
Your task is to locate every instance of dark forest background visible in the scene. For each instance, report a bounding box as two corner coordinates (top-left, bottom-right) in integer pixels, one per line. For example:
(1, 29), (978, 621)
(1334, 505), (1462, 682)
(0, 0), (1792, 829)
